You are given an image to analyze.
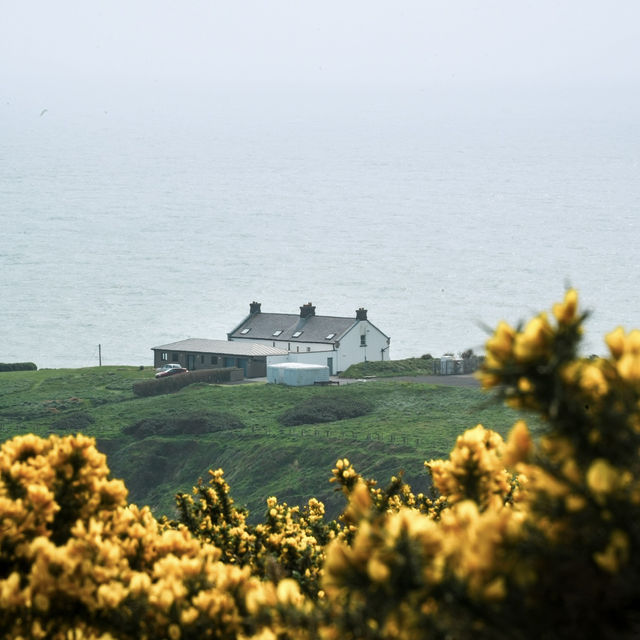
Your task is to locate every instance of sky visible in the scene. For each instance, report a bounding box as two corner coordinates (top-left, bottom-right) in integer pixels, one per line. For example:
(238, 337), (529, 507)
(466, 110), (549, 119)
(2, 1), (640, 109)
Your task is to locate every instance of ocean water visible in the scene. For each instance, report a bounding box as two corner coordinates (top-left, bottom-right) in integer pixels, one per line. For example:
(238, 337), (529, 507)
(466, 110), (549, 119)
(2, 91), (639, 369)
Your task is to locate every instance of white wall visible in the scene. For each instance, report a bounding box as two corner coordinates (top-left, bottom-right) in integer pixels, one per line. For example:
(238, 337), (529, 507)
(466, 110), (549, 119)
(265, 321), (390, 373)
(335, 321), (390, 372)
(267, 349), (336, 368)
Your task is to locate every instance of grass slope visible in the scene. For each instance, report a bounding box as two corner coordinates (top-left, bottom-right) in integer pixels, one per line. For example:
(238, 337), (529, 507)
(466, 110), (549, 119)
(0, 367), (535, 521)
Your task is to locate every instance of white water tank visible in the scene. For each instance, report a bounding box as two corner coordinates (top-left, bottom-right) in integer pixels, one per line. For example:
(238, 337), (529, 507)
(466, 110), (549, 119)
(267, 362), (330, 386)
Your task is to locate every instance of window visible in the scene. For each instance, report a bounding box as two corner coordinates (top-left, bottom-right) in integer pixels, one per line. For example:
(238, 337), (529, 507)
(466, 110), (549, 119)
(161, 352), (168, 361)
(360, 335), (366, 347)
(273, 329), (283, 336)
(200, 355), (205, 364)
(307, 347), (311, 352)
(211, 356), (218, 365)
(292, 330), (303, 338)
(240, 328), (251, 335)
(325, 333), (336, 340)
(272, 341), (275, 347)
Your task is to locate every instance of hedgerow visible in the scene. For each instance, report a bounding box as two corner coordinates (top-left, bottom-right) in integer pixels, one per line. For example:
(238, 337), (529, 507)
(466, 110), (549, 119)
(2, 290), (640, 638)
(132, 367), (242, 397)
(0, 362), (37, 372)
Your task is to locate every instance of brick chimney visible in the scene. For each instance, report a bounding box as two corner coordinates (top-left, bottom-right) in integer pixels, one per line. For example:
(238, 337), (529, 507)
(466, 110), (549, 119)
(250, 301), (261, 314)
(356, 307), (368, 321)
(300, 302), (316, 318)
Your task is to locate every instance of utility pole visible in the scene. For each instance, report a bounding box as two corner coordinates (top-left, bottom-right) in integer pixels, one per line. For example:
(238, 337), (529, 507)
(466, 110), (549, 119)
(98, 344), (102, 367)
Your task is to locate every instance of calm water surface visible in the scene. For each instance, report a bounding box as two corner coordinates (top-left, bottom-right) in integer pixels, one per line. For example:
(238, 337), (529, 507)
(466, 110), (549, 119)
(1, 94), (639, 368)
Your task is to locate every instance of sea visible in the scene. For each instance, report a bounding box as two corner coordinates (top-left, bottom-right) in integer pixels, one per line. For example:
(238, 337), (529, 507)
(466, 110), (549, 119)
(2, 88), (639, 369)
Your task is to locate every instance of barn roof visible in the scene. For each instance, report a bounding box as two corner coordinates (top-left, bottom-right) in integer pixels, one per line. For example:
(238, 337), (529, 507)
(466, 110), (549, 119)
(151, 338), (288, 357)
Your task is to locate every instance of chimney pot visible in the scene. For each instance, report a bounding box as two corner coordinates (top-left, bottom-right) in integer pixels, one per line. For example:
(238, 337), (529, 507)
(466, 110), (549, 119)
(300, 302), (316, 318)
(250, 301), (261, 314)
(356, 307), (368, 321)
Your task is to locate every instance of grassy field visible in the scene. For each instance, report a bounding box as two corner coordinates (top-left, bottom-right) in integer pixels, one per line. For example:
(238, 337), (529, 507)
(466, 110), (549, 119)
(0, 366), (540, 521)
(340, 357), (436, 378)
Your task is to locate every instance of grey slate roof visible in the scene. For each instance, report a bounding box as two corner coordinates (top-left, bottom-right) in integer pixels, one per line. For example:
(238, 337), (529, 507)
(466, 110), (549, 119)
(151, 338), (288, 357)
(228, 313), (357, 343)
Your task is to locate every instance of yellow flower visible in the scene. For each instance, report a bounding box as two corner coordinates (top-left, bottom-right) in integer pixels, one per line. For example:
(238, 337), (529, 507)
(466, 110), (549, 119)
(605, 326), (626, 359)
(513, 313), (553, 362)
(276, 578), (302, 605)
(552, 289), (578, 325)
(486, 321), (516, 363)
(593, 530), (629, 573)
(367, 557), (390, 583)
(586, 459), (619, 497)
(617, 352), (640, 383)
(504, 420), (532, 467)
(483, 576), (506, 601)
(33, 593), (50, 612)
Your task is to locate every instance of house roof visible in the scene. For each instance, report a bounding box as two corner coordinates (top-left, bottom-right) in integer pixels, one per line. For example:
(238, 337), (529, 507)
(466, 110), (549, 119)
(229, 312), (359, 344)
(151, 338), (288, 357)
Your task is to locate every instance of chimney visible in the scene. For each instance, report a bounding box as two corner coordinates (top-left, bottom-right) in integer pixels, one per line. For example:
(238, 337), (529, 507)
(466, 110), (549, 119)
(250, 301), (261, 314)
(356, 307), (368, 321)
(300, 302), (316, 318)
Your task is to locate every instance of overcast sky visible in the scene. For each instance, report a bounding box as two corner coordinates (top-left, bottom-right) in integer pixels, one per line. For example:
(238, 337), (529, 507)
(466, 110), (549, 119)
(2, 1), (640, 109)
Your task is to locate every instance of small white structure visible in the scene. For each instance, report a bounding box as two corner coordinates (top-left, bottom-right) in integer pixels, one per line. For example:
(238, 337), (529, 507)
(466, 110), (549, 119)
(267, 362), (330, 386)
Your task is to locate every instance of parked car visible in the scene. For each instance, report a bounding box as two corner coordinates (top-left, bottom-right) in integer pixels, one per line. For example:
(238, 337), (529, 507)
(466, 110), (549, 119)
(155, 363), (182, 373)
(155, 367), (189, 379)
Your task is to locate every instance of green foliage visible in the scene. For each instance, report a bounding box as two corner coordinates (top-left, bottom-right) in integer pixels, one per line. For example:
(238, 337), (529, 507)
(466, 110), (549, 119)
(51, 410), (95, 432)
(123, 411), (244, 437)
(132, 367), (241, 397)
(0, 361), (37, 371)
(340, 357), (436, 378)
(278, 394), (373, 426)
(0, 366), (527, 520)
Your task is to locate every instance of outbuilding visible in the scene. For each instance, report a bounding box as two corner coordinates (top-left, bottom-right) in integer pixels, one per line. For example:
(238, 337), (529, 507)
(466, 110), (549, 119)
(151, 338), (288, 378)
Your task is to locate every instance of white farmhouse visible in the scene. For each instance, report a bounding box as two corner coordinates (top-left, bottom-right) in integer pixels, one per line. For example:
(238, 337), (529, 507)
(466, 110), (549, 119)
(228, 302), (390, 374)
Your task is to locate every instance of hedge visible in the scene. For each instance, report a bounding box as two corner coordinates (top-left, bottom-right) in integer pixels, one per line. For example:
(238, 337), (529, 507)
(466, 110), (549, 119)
(0, 362), (37, 372)
(132, 367), (243, 397)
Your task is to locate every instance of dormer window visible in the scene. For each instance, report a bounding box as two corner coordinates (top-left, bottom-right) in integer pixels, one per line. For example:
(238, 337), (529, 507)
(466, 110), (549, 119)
(325, 333), (336, 340)
(273, 330), (283, 337)
(292, 331), (303, 338)
(240, 328), (251, 335)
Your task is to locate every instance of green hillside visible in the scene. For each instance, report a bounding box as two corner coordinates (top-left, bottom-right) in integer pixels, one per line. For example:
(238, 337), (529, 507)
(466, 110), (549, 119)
(0, 366), (534, 520)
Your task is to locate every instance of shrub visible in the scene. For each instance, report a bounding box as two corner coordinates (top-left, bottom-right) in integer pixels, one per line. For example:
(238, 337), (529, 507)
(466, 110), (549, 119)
(278, 394), (372, 426)
(132, 367), (242, 397)
(0, 362), (37, 372)
(123, 411), (245, 438)
(51, 410), (95, 432)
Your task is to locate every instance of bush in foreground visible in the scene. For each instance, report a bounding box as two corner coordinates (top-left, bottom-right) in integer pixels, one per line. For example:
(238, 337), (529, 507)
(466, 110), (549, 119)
(2, 290), (640, 638)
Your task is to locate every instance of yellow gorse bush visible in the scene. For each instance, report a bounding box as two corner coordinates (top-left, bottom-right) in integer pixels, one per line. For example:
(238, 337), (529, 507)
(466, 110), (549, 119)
(2, 289), (640, 638)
